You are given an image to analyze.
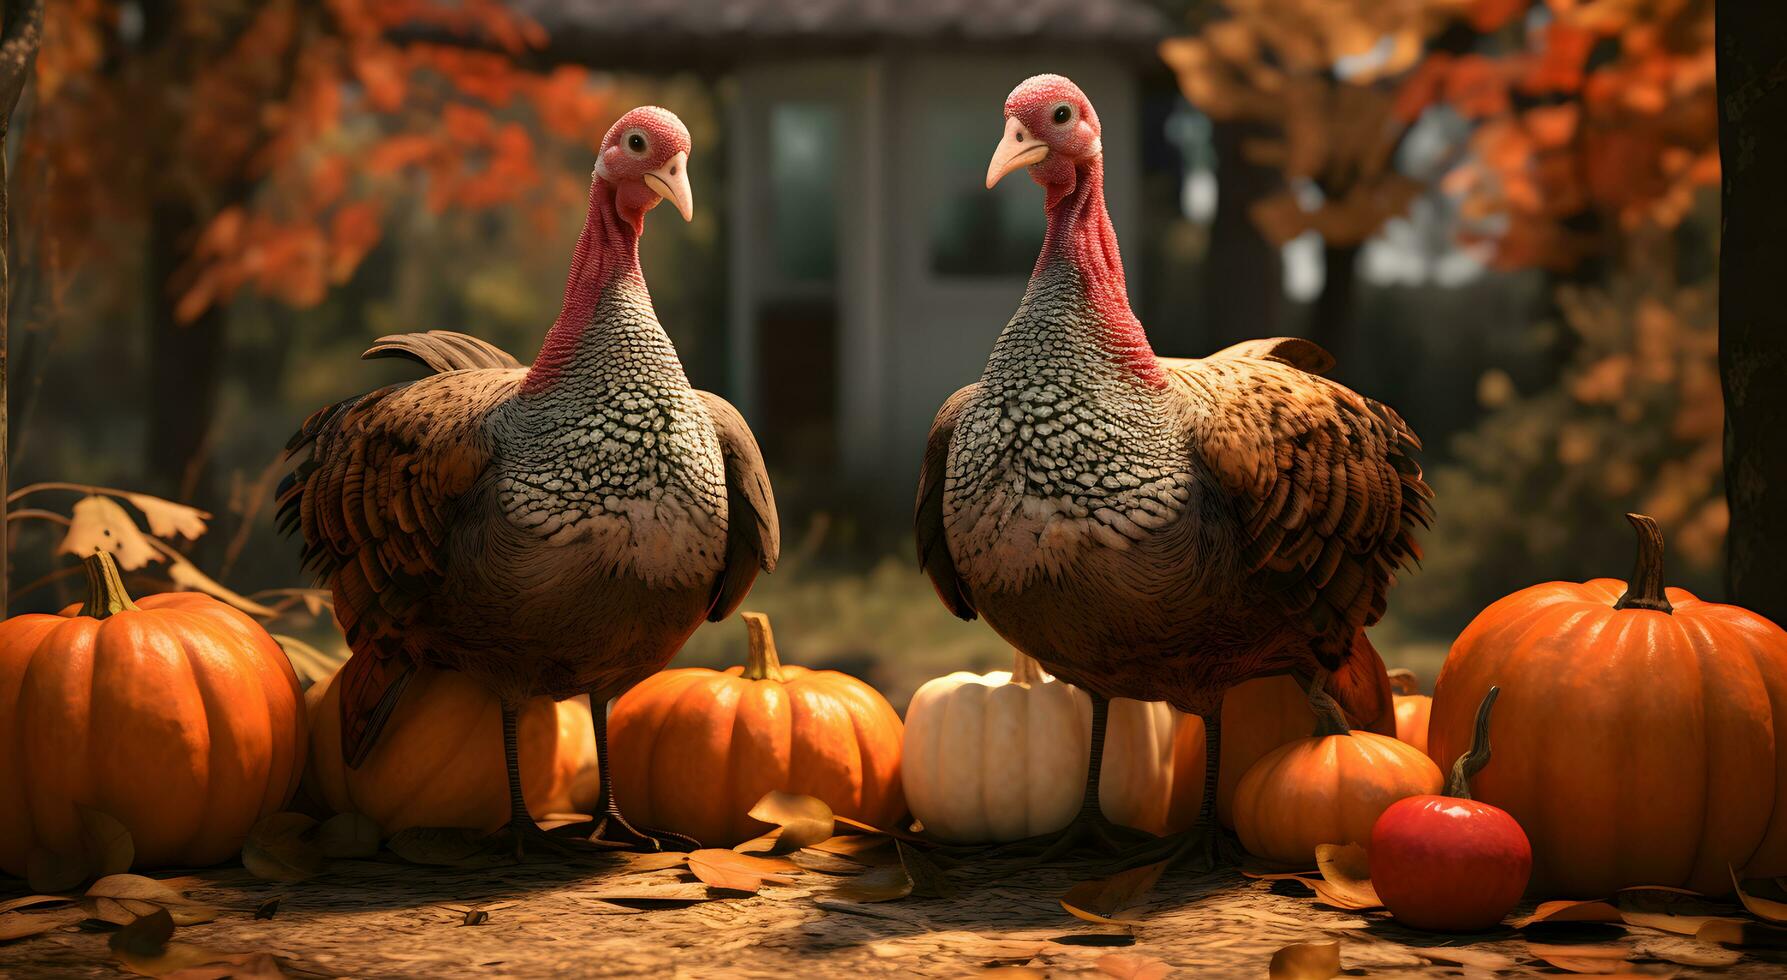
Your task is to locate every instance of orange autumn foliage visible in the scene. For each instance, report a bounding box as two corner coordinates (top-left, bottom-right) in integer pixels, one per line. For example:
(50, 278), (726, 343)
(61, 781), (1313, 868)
(22, 0), (611, 321)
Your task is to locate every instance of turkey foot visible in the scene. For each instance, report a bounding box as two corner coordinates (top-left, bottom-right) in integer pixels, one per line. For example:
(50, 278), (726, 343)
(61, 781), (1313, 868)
(551, 689), (700, 853)
(497, 814), (590, 861)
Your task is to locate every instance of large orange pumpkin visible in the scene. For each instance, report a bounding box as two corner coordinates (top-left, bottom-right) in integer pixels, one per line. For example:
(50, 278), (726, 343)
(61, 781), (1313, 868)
(302, 663), (597, 836)
(0, 552), (307, 874)
(609, 612), (905, 846)
(1232, 692), (1443, 865)
(1164, 675), (1315, 832)
(1429, 514), (1787, 897)
(1388, 669), (1432, 756)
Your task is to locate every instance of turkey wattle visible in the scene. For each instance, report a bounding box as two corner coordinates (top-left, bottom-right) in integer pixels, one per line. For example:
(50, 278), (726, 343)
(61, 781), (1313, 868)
(915, 75), (1430, 863)
(279, 106), (779, 855)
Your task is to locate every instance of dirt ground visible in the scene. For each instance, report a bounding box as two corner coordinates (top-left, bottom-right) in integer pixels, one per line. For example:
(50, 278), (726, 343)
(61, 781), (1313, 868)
(3, 840), (1784, 979)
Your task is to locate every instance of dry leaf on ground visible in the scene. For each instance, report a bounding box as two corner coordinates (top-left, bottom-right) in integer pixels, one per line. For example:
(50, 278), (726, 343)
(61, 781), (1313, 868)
(0, 896), (74, 916)
(314, 813), (379, 859)
(1732, 866), (1787, 923)
(83, 878), (217, 927)
(1632, 934), (1742, 967)
(242, 813), (323, 882)
(1525, 942), (1633, 974)
(1697, 918), (1787, 948)
(1312, 843), (1381, 910)
(385, 827), (506, 868)
(897, 841), (955, 899)
(1410, 946), (1516, 971)
(687, 849), (797, 893)
(1511, 899), (1624, 928)
(834, 814), (928, 843)
(1062, 861), (1166, 926)
(1269, 940), (1340, 979)
(829, 864), (914, 903)
(1619, 910), (1738, 935)
(747, 792), (835, 854)
(0, 908), (86, 942)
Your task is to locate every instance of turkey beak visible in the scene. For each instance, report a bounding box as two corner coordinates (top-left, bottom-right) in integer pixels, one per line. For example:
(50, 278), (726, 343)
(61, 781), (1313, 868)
(986, 117), (1048, 189)
(643, 151), (694, 222)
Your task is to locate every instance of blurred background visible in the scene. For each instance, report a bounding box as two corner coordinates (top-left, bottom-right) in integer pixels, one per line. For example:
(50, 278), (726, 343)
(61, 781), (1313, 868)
(2, 0), (1723, 707)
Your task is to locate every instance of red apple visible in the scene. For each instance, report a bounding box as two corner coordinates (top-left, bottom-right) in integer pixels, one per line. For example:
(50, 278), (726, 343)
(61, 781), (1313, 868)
(1370, 794), (1532, 931)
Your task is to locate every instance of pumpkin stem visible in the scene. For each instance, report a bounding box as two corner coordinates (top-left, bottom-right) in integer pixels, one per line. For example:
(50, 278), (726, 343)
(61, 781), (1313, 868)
(1445, 686), (1499, 800)
(1010, 650), (1046, 686)
(1307, 671), (1353, 738)
(78, 551), (140, 619)
(1386, 668), (1418, 697)
(1613, 513), (1674, 614)
(739, 612), (786, 682)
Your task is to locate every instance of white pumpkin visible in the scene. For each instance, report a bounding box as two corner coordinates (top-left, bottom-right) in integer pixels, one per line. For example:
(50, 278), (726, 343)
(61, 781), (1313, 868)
(901, 652), (1181, 843)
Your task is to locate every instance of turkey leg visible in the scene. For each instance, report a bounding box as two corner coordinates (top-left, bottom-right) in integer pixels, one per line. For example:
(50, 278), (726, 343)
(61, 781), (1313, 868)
(494, 702), (584, 859)
(1105, 703), (1231, 872)
(576, 696), (700, 853)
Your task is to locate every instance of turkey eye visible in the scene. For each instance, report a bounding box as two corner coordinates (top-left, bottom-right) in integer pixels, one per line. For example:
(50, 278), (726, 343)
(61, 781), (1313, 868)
(1053, 104), (1072, 125)
(627, 133), (647, 153)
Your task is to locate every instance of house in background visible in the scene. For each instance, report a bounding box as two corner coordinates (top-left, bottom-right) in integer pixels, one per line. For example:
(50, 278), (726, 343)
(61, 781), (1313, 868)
(515, 0), (1171, 490)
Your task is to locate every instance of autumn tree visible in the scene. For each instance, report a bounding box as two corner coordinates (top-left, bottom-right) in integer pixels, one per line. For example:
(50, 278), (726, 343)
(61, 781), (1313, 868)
(19, 0), (609, 507)
(1716, 0), (1787, 628)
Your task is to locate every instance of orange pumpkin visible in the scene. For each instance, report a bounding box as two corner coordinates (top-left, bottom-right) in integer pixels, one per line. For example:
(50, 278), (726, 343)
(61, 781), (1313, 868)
(1429, 514), (1787, 897)
(1164, 675), (1315, 832)
(0, 552), (307, 874)
(609, 612), (905, 846)
(1388, 669), (1432, 756)
(1232, 692), (1443, 865)
(302, 663), (597, 836)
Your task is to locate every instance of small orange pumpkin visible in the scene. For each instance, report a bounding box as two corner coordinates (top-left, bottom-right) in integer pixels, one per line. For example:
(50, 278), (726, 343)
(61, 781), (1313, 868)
(609, 612), (905, 846)
(1232, 690), (1443, 865)
(0, 552), (307, 874)
(1388, 668), (1432, 756)
(302, 664), (597, 836)
(1164, 675), (1315, 833)
(1429, 514), (1787, 897)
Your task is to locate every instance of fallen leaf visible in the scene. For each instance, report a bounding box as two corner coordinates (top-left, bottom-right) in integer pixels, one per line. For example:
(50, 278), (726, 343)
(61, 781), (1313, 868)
(26, 846), (87, 893)
(87, 874), (192, 905)
(616, 851), (691, 874)
(1525, 942), (1633, 974)
(1062, 861), (1166, 926)
(897, 841), (955, 899)
(314, 812), (379, 859)
(788, 848), (868, 875)
(747, 792), (834, 854)
(1269, 940), (1340, 979)
(87, 897), (141, 925)
(79, 809), (134, 877)
(253, 898), (279, 920)
(1312, 843), (1381, 910)
(110, 908), (176, 959)
(808, 835), (896, 861)
(1632, 934), (1741, 967)
(386, 827), (505, 868)
(0, 908), (86, 942)
(1095, 952), (1173, 979)
(1620, 910), (1737, 936)
(1512, 899), (1624, 928)
(1697, 918), (1787, 948)
(463, 909), (489, 926)
(833, 814), (929, 843)
(242, 813), (323, 882)
(829, 864), (915, 903)
(1732, 865), (1787, 923)
(687, 849), (797, 893)
(0, 895), (76, 915)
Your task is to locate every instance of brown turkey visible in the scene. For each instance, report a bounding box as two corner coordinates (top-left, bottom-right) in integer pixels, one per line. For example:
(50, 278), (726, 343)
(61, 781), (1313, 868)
(916, 76), (1430, 865)
(279, 106), (778, 854)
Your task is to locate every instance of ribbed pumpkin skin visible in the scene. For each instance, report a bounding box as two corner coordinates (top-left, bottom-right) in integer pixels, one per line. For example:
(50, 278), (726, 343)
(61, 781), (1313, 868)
(899, 657), (1178, 843)
(303, 665), (595, 836)
(1429, 578), (1787, 897)
(1166, 676), (1315, 832)
(0, 591), (307, 873)
(609, 663), (906, 847)
(1233, 730), (1442, 865)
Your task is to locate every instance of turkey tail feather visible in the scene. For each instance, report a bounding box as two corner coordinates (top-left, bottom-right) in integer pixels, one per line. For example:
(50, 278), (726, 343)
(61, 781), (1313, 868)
(337, 652), (416, 768)
(362, 330), (522, 374)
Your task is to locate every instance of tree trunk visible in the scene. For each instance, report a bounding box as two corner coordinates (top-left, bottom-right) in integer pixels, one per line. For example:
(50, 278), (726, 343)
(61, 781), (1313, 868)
(144, 200), (228, 503)
(1311, 241), (1359, 363)
(1204, 120), (1282, 346)
(1717, 0), (1787, 625)
(0, 0), (46, 614)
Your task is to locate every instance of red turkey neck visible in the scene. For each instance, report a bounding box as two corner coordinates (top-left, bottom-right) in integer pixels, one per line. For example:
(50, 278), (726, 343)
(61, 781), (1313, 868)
(1038, 155), (1163, 388)
(523, 175), (643, 395)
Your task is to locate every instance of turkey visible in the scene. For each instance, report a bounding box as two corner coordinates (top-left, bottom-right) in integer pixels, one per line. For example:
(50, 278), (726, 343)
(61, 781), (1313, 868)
(279, 106), (778, 854)
(916, 75), (1430, 865)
